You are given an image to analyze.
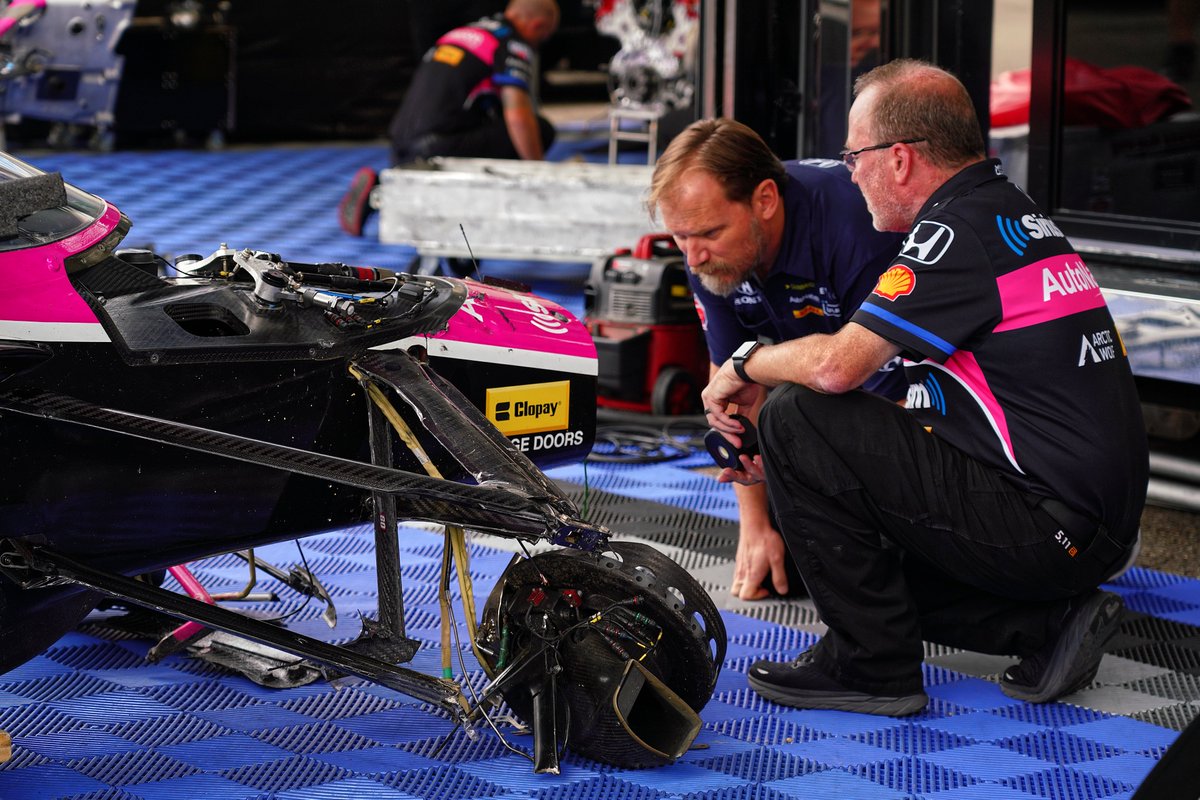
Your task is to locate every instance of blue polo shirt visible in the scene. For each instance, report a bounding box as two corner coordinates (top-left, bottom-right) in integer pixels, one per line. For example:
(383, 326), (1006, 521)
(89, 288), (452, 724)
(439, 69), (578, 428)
(688, 159), (907, 399)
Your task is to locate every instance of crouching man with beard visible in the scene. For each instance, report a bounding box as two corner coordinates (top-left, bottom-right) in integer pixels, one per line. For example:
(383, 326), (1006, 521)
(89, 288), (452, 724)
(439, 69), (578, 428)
(648, 117), (906, 602)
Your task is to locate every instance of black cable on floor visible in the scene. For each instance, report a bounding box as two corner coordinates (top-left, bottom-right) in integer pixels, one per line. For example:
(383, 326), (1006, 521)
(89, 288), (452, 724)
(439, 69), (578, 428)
(587, 411), (709, 465)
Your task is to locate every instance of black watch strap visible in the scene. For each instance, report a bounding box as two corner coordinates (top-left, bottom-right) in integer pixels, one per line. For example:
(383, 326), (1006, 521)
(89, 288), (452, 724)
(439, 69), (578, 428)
(732, 341), (761, 383)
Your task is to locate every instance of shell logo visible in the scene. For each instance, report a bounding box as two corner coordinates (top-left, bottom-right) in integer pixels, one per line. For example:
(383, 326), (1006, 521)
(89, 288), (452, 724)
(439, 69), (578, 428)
(872, 265), (917, 301)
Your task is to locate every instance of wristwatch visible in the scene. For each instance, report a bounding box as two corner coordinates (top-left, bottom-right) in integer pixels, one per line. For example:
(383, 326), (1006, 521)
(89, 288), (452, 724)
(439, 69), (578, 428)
(731, 340), (762, 383)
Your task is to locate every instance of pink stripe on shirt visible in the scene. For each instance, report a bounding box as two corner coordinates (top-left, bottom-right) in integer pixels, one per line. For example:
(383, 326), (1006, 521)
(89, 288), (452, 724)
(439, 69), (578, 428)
(439, 26), (499, 63)
(939, 350), (1022, 472)
(993, 255), (1107, 333)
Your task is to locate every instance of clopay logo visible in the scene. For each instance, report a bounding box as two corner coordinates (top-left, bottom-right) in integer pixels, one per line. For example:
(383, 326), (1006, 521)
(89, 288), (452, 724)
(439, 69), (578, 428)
(486, 380), (571, 436)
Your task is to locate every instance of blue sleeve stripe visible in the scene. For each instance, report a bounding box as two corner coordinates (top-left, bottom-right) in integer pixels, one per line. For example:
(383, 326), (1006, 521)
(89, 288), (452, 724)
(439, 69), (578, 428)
(858, 303), (955, 357)
(493, 75), (529, 88)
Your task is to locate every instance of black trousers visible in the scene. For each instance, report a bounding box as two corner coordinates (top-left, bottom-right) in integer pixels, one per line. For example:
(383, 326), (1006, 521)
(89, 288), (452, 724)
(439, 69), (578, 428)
(758, 384), (1133, 696)
(390, 114), (557, 166)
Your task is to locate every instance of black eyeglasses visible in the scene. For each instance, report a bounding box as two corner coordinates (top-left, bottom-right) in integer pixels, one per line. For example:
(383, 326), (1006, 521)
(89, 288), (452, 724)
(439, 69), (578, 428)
(840, 138), (926, 171)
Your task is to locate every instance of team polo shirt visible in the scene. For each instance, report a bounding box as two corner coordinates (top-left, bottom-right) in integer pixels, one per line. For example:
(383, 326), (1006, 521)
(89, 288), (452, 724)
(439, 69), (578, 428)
(392, 15), (536, 140)
(852, 159), (1147, 536)
(689, 159), (907, 400)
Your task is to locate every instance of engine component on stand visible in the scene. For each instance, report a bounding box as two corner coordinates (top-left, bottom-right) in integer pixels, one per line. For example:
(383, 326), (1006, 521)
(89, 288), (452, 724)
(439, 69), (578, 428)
(596, 0), (698, 111)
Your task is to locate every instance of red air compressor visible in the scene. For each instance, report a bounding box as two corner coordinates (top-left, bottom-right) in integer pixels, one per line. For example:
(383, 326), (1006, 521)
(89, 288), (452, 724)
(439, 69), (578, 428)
(584, 234), (711, 415)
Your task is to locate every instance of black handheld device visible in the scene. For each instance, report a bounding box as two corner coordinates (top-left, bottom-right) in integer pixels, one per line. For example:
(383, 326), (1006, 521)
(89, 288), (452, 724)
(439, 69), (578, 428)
(704, 414), (759, 469)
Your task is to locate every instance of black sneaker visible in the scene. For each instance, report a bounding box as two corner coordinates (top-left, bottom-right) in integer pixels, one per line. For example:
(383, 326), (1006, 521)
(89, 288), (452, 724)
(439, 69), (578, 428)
(338, 167), (378, 237)
(1000, 590), (1123, 703)
(748, 649), (928, 716)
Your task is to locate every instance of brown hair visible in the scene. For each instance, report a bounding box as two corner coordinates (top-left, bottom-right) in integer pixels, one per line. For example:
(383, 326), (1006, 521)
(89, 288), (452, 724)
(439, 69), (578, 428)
(647, 118), (786, 218)
(853, 59), (985, 169)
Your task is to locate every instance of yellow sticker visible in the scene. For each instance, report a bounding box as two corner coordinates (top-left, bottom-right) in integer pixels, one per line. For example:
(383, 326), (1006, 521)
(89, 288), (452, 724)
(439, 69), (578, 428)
(486, 380), (571, 436)
(433, 45), (464, 66)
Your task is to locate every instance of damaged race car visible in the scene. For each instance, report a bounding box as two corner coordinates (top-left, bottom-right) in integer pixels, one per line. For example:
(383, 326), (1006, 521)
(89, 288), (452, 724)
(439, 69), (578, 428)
(0, 153), (725, 774)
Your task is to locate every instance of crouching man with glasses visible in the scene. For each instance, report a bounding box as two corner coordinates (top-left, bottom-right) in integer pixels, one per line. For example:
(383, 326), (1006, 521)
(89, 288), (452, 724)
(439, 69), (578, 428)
(703, 59), (1147, 715)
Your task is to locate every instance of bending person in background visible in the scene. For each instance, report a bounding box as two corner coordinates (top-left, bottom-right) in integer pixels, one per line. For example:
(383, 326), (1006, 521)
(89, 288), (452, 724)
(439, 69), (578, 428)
(647, 118), (906, 601)
(339, 0), (560, 236)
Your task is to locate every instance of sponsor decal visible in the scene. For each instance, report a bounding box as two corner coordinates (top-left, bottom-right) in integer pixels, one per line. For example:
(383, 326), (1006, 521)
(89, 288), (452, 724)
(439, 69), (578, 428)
(899, 221), (954, 264)
(905, 373), (947, 415)
(520, 296), (569, 335)
(996, 213), (1065, 256)
(788, 287), (840, 318)
(512, 429), (586, 452)
(693, 297), (708, 330)
(872, 265), (917, 301)
(1078, 328), (1118, 366)
(458, 296), (484, 323)
(443, 28), (488, 50)
(732, 283), (759, 306)
(1023, 214), (1065, 240)
(433, 45), (465, 66)
(1042, 260), (1099, 302)
(996, 215), (1030, 256)
(487, 380), (570, 436)
(509, 41), (533, 60)
(503, 57), (533, 80)
(878, 355), (903, 374)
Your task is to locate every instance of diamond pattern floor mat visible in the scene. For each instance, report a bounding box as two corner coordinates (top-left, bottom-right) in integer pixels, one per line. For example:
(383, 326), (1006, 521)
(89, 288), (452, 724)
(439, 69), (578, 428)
(0, 141), (1196, 798)
(0, 471), (1196, 800)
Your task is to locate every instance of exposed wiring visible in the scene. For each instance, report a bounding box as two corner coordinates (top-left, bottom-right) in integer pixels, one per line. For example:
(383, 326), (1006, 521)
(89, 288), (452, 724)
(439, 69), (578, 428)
(376, 274), (402, 302)
(437, 584), (536, 765)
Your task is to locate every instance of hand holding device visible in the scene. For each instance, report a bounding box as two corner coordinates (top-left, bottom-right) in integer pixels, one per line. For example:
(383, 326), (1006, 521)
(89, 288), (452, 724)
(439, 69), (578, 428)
(705, 413), (759, 469)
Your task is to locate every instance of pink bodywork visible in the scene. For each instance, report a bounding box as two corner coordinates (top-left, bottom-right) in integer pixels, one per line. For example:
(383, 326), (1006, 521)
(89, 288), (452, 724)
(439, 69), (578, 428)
(0, 0), (46, 38)
(425, 279), (597, 369)
(0, 201), (596, 370)
(0, 204), (120, 325)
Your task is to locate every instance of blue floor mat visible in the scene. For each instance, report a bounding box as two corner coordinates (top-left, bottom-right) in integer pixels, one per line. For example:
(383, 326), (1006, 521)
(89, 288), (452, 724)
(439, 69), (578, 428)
(0, 140), (1194, 799)
(0, 509), (1193, 800)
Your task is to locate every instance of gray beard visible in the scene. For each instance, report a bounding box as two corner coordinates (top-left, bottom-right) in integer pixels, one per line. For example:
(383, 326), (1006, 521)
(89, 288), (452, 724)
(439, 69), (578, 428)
(693, 218), (768, 297)
(697, 270), (747, 297)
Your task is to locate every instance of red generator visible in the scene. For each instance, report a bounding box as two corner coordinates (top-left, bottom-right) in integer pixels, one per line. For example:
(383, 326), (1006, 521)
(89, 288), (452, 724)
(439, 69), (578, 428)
(585, 234), (711, 415)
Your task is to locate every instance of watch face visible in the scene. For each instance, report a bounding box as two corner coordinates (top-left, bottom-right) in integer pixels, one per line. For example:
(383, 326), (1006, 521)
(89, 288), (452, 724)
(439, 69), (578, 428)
(734, 341), (757, 359)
